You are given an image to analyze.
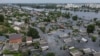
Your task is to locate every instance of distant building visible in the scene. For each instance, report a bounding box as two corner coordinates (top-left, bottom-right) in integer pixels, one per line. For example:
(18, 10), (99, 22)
(9, 34), (22, 44)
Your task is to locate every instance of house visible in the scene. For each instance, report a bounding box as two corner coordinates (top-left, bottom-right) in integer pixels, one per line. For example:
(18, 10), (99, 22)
(39, 39), (49, 51)
(59, 33), (68, 38)
(33, 38), (41, 42)
(0, 36), (7, 51)
(79, 28), (86, 33)
(26, 37), (32, 44)
(83, 48), (92, 54)
(93, 52), (100, 56)
(69, 46), (83, 56)
(37, 22), (46, 27)
(0, 36), (7, 44)
(13, 21), (24, 26)
(9, 34), (22, 44)
(3, 54), (13, 56)
(3, 43), (19, 51)
(81, 38), (88, 42)
(63, 38), (72, 44)
(13, 26), (21, 31)
(72, 26), (79, 30)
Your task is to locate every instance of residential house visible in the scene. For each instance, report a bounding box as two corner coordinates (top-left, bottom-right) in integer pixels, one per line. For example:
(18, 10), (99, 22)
(39, 39), (49, 51)
(69, 46), (83, 56)
(81, 38), (88, 42)
(3, 54), (13, 56)
(0, 36), (7, 52)
(93, 52), (100, 56)
(13, 26), (21, 31)
(83, 48), (92, 54)
(26, 37), (33, 44)
(13, 21), (24, 26)
(0, 36), (7, 44)
(63, 37), (72, 44)
(59, 33), (68, 38)
(3, 43), (19, 51)
(33, 38), (41, 42)
(9, 34), (22, 44)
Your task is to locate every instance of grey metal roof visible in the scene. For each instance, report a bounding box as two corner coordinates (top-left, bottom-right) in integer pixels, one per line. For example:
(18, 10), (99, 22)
(0, 36), (6, 42)
(9, 34), (22, 40)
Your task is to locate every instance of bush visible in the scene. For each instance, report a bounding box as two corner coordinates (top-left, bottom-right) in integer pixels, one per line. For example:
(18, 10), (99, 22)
(3, 50), (22, 56)
(46, 52), (55, 56)
(91, 36), (97, 42)
(32, 42), (40, 49)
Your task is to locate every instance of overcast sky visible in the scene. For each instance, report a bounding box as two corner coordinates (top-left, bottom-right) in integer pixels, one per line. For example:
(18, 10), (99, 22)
(0, 0), (100, 3)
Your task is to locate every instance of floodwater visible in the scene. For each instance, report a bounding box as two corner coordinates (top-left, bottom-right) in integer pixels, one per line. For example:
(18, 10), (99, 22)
(22, 6), (100, 20)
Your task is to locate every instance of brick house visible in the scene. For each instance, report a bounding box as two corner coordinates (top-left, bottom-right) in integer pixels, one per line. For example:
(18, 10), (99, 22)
(9, 34), (22, 44)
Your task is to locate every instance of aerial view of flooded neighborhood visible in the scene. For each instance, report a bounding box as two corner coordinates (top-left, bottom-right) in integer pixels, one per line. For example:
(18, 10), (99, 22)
(0, 0), (100, 56)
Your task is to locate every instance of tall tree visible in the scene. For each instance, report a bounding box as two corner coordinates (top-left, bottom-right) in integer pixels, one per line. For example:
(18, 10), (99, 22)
(27, 27), (40, 38)
(0, 14), (4, 22)
(87, 24), (95, 33)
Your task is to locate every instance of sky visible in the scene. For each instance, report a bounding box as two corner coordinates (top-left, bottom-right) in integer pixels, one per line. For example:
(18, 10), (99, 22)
(0, 0), (100, 3)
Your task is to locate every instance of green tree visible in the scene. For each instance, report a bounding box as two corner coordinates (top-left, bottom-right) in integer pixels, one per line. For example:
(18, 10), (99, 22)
(33, 42), (40, 49)
(95, 21), (100, 27)
(62, 13), (70, 19)
(46, 52), (55, 56)
(72, 15), (78, 21)
(27, 27), (40, 38)
(0, 14), (4, 22)
(87, 24), (95, 33)
(91, 36), (97, 42)
(93, 18), (97, 21)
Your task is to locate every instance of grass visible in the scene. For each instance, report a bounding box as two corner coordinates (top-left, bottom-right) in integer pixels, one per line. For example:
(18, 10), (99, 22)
(3, 50), (22, 56)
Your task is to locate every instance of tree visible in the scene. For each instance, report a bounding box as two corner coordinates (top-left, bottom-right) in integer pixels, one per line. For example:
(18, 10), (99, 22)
(72, 15), (78, 21)
(87, 24), (95, 33)
(93, 18), (97, 21)
(95, 21), (100, 27)
(33, 42), (40, 49)
(91, 36), (97, 42)
(62, 13), (70, 19)
(46, 52), (55, 56)
(27, 27), (40, 38)
(0, 14), (4, 22)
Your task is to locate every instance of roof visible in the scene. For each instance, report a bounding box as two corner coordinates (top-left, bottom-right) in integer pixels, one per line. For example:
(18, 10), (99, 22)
(0, 36), (7, 42)
(26, 37), (32, 41)
(93, 52), (100, 56)
(83, 48), (92, 53)
(9, 34), (22, 40)
(81, 38), (87, 42)
(69, 47), (83, 56)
